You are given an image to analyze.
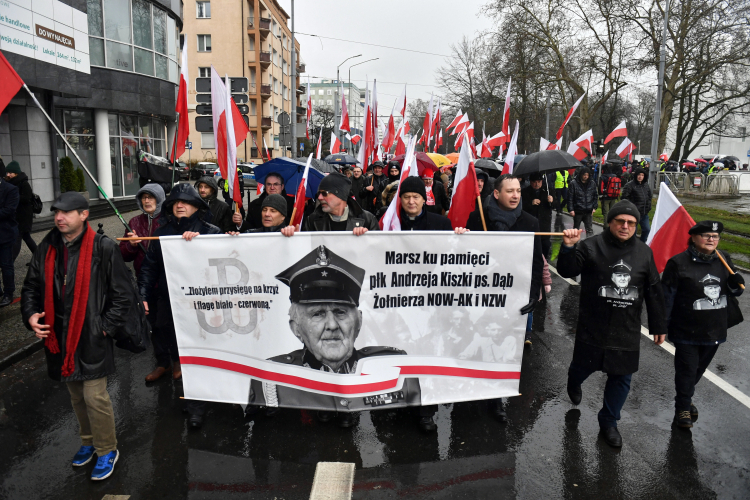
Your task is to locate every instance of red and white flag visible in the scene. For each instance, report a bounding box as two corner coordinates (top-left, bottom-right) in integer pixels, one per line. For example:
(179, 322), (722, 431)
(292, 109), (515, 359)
(316, 126), (323, 159)
(647, 183), (696, 272)
(396, 85), (407, 117)
(0, 51), (23, 115)
(447, 109), (463, 133)
(291, 154), (313, 229)
(448, 133), (480, 229)
(436, 128), (443, 150)
(556, 93), (586, 141)
(305, 75), (312, 140)
(550, 138), (563, 150)
(466, 122), (475, 143)
(431, 98), (441, 147)
(210, 68), (245, 205)
(348, 133), (362, 145)
(601, 151), (609, 165)
(604, 120), (627, 144)
(330, 131), (342, 154)
(171, 38), (189, 162)
(394, 124), (406, 156)
(502, 121), (520, 175)
(616, 137), (636, 158)
(480, 131), (492, 158)
(357, 81), (371, 167)
(566, 129), (594, 160)
(453, 113), (470, 136)
(422, 93), (433, 147)
(540, 137), (551, 151)
(339, 82), (350, 133)
(487, 131), (505, 148)
(380, 136), (419, 231)
(263, 136), (272, 161)
(501, 77), (512, 147)
(371, 80), (379, 159)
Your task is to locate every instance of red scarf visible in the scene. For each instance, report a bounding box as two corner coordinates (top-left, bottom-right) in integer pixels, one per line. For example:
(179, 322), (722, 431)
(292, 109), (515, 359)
(44, 224), (96, 377)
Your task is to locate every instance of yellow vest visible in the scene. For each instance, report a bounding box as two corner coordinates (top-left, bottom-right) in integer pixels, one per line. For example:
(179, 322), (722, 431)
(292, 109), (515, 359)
(555, 171), (569, 188)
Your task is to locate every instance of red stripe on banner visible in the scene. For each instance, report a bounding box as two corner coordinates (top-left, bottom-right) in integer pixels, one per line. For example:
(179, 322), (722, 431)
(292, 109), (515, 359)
(397, 366), (521, 379)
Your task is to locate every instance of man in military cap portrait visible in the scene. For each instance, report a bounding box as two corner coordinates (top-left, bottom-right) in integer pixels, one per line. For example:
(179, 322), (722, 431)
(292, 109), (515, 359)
(598, 259), (640, 301)
(247, 244), (422, 428)
(694, 274), (727, 310)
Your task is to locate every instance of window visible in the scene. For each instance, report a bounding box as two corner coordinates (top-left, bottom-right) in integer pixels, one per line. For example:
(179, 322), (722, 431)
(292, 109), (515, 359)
(196, 1), (210, 18)
(201, 132), (215, 149)
(282, 59), (287, 75)
(318, 89), (324, 95)
(248, 36), (255, 51)
(198, 35), (211, 52)
(272, 49), (278, 66)
(199, 67), (210, 77)
(327, 89), (332, 96)
(327, 99), (332, 105)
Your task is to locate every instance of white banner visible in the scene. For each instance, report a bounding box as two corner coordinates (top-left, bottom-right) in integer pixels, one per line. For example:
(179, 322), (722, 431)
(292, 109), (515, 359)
(161, 231), (533, 411)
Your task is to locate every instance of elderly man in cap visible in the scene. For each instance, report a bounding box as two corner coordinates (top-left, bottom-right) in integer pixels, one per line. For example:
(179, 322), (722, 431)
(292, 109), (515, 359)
(236, 172), (294, 230)
(661, 221), (744, 428)
(0, 160), (19, 307)
(303, 172), (379, 233)
(361, 161), (389, 213)
(21, 192), (133, 480)
(559, 199), (666, 448)
(247, 245), (422, 428)
(227, 194), (289, 235)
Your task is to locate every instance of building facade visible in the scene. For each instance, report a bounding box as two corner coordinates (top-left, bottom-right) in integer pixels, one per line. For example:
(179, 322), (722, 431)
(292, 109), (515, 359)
(0, 0), (182, 210)
(180, 0), (302, 163)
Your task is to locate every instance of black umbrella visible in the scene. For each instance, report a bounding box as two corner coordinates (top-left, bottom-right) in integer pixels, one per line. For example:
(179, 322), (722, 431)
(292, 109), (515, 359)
(324, 153), (358, 165)
(513, 150), (582, 177)
(307, 157), (338, 173)
(720, 155), (740, 162)
(475, 158), (501, 171)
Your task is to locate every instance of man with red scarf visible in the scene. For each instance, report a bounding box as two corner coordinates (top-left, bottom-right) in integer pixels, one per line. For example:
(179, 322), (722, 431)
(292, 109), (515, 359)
(21, 192), (133, 480)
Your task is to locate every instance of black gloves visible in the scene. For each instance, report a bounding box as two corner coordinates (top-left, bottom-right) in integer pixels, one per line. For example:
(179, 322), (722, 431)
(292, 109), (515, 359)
(728, 273), (745, 289)
(520, 299), (537, 315)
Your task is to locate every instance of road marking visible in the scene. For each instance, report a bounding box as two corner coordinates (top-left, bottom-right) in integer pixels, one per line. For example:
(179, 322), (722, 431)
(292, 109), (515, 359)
(309, 462), (355, 500)
(550, 263), (750, 410)
(101, 496), (130, 500)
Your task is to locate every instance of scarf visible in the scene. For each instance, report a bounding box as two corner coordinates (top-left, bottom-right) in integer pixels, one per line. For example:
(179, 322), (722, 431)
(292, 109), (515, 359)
(486, 202), (522, 231)
(44, 224), (96, 377)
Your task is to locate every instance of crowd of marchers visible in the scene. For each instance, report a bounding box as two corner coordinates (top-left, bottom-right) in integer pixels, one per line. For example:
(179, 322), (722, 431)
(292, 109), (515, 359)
(0, 153), (743, 481)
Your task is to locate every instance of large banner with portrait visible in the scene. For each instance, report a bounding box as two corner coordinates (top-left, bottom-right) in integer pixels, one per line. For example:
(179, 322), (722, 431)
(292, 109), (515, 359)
(161, 231), (533, 411)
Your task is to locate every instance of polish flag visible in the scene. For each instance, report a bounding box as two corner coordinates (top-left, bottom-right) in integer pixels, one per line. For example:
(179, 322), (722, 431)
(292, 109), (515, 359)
(480, 131), (492, 158)
(502, 121), (519, 175)
(567, 129), (594, 161)
(0, 51), (23, 115)
(550, 138), (563, 150)
(403, 120), (411, 135)
(291, 154), (313, 228)
(171, 38), (189, 162)
(604, 120), (627, 144)
(316, 126), (323, 159)
(487, 131), (505, 148)
(540, 137), (551, 151)
(646, 183), (696, 272)
(469, 137), (478, 159)
(396, 85), (407, 117)
(348, 133), (362, 145)
(394, 125), (406, 156)
(556, 93), (586, 141)
(339, 82), (350, 133)
(306, 75), (312, 140)
(370, 80), (379, 160)
(431, 98), (441, 144)
(448, 133), (480, 229)
(447, 109), (463, 133)
(330, 131), (342, 154)
(453, 113), (470, 136)
(263, 136), (272, 161)
(380, 136), (419, 231)
(382, 115), (395, 151)
(601, 151), (609, 165)
(616, 137), (636, 159)
(436, 128), (443, 150)
(501, 77), (512, 146)
(357, 82), (371, 167)
(210, 68), (244, 205)
(466, 122), (475, 143)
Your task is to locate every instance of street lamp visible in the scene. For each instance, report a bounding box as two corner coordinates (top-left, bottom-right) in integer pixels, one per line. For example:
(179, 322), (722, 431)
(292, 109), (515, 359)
(348, 58), (379, 147)
(334, 55), (361, 147)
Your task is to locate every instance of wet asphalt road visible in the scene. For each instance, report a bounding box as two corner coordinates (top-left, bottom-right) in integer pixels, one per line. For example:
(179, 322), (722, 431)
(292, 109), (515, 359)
(0, 214), (748, 499)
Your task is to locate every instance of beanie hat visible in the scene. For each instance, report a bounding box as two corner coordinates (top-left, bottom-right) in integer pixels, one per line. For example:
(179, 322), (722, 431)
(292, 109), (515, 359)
(5, 161), (21, 174)
(318, 172), (351, 201)
(261, 193), (288, 216)
(606, 199), (640, 223)
(399, 176), (427, 201)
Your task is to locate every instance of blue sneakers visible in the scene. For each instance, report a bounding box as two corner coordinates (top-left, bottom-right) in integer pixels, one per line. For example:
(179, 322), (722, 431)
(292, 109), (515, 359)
(90, 450), (119, 481)
(71, 445), (95, 467)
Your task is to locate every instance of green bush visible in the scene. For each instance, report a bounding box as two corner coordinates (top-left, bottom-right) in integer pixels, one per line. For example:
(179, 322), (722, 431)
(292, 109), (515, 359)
(59, 157), (76, 192)
(75, 168), (87, 192)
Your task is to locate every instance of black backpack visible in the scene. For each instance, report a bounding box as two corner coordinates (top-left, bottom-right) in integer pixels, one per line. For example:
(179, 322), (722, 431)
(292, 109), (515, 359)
(32, 193), (43, 214)
(112, 269), (151, 354)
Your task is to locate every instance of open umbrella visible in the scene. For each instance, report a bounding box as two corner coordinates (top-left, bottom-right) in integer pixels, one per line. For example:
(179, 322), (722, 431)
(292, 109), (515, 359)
(391, 152), (438, 177)
(445, 152), (460, 163)
(324, 153), (358, 165)
(721, 155), (740, 162)
(513, 150), (583, 177)
(682, 162), (697, 168)
(694, 158), (708, 164)
(307, 157), (338, 173)
(475, 158), (500, 171)
(254, 157), (326, 198)
(426, 153), (452, 169)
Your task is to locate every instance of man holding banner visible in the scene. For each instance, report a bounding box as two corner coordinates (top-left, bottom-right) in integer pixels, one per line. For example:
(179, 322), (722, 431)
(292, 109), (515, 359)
(305, 173), (379, 233)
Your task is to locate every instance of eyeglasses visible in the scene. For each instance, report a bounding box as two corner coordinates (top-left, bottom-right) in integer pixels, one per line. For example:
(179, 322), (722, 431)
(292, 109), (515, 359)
(611, 218), (635, 227)
(316, 190), (330, 198)
(697, 234), (720, 241)
(266, 182), (282, 188)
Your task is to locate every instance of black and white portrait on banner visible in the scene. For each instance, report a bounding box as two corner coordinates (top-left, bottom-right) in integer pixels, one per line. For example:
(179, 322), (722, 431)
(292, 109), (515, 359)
(693, 273), (727, 310)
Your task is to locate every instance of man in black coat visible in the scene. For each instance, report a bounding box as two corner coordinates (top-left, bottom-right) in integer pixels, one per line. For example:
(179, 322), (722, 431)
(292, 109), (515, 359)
(5, 161), (37, 263)
(361, 162), (389, 214)
(0, 160), (19, 307)
(621, 168), (653, 242)
(521, 172), (553, 258)
(194, 176), (233, 233)
(304, 173), (380, 233)
(567, 166), (598, 235)
(349, 166), (367, 208)
(138, 183), (221, 429)
(558, 200), (667, 448)
(21, 192), (132, 480)
(235, 172), (295, 230)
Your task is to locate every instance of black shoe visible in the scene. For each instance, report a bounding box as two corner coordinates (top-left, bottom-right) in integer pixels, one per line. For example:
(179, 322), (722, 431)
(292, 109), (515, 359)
(690, 404), (698, 422)
(524, 332), (532, 346)
(0, 296), (11, 308)
(316, 411), (334, 423)
(337, 412), (355, 428)
(674, 410), (693, 428)
(567, 379), (582, 405)
(265, 407), (280, 417)
(188, 414), (203, 429)
(244, 405), (260, 419)
(600, 427), (622, 448)
(418, 416), (437, 432)
(491, 401), (508, 422)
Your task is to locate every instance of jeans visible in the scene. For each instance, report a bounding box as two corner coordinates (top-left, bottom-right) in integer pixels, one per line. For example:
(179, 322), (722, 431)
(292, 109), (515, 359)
(0, 239), (15, 298)
(67, 377), (118, 455)
(568, 362), (632, 429)
(601, 199), (617, 229)
(12, 231), (38, 261)
(526, 312), (534, 332)
(572, 212), (594, 235)
(673, 343), (719, 411)
(639, 213), (651, 242)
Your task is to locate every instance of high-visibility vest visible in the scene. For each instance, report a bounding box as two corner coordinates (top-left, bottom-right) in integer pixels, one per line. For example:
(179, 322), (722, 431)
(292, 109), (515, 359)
(555, 170), (569, 189)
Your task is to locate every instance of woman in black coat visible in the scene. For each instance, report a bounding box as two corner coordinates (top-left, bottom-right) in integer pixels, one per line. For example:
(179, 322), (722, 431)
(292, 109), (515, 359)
(5, 161), (38, 260)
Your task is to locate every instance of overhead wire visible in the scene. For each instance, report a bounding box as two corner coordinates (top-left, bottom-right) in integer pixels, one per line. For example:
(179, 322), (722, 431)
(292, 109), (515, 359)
(295, 32), (452, 58)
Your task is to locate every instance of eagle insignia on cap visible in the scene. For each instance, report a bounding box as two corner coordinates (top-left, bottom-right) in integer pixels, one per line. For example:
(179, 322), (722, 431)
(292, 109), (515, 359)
(713, 222), (718, 231)
(316, 245), (329, 266)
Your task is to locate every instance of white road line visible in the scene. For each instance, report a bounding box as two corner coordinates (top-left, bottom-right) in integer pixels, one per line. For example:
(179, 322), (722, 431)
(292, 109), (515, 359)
(549, 263), (750, 410)
(309, 462), (355, 500)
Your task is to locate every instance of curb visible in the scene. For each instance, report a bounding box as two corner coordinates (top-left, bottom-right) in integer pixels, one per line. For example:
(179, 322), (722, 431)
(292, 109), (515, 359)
(0, 338), (43, 373)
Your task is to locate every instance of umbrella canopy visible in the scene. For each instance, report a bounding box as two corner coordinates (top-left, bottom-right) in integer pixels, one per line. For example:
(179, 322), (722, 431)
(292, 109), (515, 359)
(308, 157), (338, 173)
(254, 157), (326, 198)
(475, 158), (501, 171)
(682, 162), (697, 168)
(324, 153), (358, 165)
(694, 158), (708, 164)
(659, 154), (669, 161)
(721, 155), (740, 162)
(426, 153), (452, 169)
(390, 152), (438, 177)
(513, 150), (583, 177)
(445, 152), (460, 163)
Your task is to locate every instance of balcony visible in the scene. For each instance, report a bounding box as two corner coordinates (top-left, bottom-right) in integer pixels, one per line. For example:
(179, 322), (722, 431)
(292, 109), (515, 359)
(296, 106), (306, 115)
(247, 17), (253, 29)
(248, 84), (257, 95)
(296, 63), (306, 73)
(258, 17), (271, 35)
(259, 51), (271, 67)
(260, 84), (271, 96)
(261, 117), (272, 128)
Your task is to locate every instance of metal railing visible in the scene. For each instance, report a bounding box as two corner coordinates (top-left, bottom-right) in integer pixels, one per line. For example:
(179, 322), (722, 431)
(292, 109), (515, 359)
(705, 173), (739, 195)
(655, 172), (689, 193)
(736, 172), (750, 194)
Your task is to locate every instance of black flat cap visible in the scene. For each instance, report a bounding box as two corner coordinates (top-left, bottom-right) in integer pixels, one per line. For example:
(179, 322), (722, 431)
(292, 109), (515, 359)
(689, 220), (723, 235)
(276, 245), (365, 306)
(50, 191), (89, 211)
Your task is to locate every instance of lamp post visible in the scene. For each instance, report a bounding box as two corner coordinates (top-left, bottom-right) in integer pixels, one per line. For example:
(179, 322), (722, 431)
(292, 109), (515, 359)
(334, 55), (361, 149)
(348, 57), (378, 151)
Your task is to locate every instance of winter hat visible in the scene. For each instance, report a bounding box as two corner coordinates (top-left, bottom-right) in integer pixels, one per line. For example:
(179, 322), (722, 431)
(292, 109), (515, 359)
(606, 199), (640, 223)
(261, 193), (288, 216)
(399, 176), (427, 201)
(318, 172), (351, 201)
(689, 220), (723, 235)
(6, 161), (21, 174)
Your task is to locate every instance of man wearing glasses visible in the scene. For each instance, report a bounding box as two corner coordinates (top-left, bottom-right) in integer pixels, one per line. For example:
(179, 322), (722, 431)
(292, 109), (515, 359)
(558, 199), (667, 448)
(302, 172), (379, 234)
(235, 172), (294, 230)
(661, 221), (744, 428)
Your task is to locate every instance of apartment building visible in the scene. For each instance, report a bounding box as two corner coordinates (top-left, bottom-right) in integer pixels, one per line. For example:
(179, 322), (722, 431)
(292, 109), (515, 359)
(181, 0), (302, 162)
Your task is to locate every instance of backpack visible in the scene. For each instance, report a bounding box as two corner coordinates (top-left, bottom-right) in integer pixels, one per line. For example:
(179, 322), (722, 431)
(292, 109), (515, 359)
(32, 193), (43, 214)
(599, 174), (621, 199)
(112, 269), (151, 354)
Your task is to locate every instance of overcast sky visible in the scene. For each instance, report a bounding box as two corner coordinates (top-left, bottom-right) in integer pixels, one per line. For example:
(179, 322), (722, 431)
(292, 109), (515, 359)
(277, 0), (494, 108)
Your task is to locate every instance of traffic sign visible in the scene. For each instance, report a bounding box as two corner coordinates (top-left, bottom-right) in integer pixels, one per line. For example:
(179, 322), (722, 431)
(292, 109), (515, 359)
(278, 112), (290, 126)
(196, 104), (249, 115)
(195, 77), (248, 93)
(186, 141), (192, 150)
(300, 143), (304, 151)
(195, 115), (249, 132)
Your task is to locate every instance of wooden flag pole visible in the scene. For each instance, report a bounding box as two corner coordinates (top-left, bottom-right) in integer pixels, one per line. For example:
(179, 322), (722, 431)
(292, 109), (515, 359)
(117, 232), (569, 241)
(288, 206), (297, 227)
(117, 237), (160, 241)
(716, 250), (746, 290)
(477, 196), (487, 231)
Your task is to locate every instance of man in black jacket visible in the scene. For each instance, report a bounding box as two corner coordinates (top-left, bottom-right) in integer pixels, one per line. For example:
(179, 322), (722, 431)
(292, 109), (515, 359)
(0, 160), (18, 307)
(138, 184), (221, 429)
(304, 173), (380, 234)
(621, 168), (652, 242)
(567, 167), (598, 236)
(349, 166), (367, 208)
(361, 162), (389, 214)
(194, 176), (233, 233)
(236, 172), (295, 230)
(521, 173), (553, 258)
(22, 192), (132, 480)
(558, 200), (667, 448)
(5, 161), (37, 263)
(661, 221), (744, 428)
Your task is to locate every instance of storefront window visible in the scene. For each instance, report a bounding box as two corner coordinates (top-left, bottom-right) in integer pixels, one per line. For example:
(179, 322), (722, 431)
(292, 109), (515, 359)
(106, 41), (133, 72)
(103, 0), (132, 43)
(132, 0), (153, 49)
(56, 109), (97, 198)
(87, 0), (104, 37)
(109, 113), (167, 196)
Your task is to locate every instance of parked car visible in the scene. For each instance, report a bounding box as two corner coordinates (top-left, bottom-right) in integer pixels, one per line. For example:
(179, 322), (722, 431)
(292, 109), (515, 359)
(176, 161), (190, 180)
(191, 162), (218, 179)
(213, 163), (257, 190)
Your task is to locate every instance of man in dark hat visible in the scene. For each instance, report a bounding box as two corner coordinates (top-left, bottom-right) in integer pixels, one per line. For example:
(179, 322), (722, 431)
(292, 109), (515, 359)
(5, 160), (37, 266)
(304, 173), (379, 233)
(522, 172), (553, 258)
(247, 245), (422, 428)
(235, 172), (294, 230)
(661, 220), (744, 428)
(558, 199), (667, 448)
(21, 191), (133, 480)
(0, 159), (18, 307)
(194, 175), (233, 233)
(138, 184), (221, 428)
(361, 162), (389, 213)
(621, 168), (652, 241)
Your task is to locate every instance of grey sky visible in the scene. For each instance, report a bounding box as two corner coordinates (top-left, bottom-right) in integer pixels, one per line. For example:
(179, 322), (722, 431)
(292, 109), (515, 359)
(278, 0), (494, 108)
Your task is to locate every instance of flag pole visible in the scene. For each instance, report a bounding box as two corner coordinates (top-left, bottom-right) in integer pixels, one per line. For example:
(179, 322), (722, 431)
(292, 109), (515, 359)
(288, 207), (297, 227)
(716, 251), (746, 290)
(22, 85), (143, 249)
(170, 111), (180, 188)
(116, 232), (568, 241)
(477, 196), (487, 231)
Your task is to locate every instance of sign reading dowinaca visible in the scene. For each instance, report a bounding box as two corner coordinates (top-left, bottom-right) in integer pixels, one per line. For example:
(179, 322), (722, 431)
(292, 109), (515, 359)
(161, 232), (533, 411)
